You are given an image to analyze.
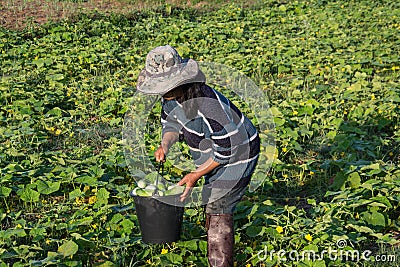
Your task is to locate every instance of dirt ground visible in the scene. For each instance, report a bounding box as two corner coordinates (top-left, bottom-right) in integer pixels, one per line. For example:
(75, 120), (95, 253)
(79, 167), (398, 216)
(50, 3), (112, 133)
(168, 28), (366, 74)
(0, 0), (219, 30)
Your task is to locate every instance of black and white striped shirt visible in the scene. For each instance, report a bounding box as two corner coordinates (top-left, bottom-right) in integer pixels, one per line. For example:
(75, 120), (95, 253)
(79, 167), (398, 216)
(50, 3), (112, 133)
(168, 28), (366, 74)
(161, 85), (260, 167)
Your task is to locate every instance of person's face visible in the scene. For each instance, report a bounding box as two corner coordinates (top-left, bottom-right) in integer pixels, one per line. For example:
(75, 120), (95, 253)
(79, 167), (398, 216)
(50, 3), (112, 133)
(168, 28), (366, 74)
(162, 86), (184, 100)
(163, 95), (176, 100)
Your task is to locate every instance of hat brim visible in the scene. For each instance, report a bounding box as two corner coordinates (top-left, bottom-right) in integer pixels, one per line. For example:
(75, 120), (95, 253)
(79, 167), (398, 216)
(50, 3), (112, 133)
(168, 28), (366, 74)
(136, 59), (206, 95)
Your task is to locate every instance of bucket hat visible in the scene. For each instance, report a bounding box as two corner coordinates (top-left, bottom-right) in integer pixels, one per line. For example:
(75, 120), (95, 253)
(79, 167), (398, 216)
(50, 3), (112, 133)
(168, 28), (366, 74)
(136, 45), (206, 95)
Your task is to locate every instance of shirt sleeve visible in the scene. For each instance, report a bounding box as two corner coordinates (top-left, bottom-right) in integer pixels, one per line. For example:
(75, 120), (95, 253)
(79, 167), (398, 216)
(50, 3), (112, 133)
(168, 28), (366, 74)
(161, 103), (182, 137)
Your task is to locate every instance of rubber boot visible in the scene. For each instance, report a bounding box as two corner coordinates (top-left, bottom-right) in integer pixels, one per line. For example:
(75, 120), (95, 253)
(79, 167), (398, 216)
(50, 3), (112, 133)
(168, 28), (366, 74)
(206, 214), (234, 267)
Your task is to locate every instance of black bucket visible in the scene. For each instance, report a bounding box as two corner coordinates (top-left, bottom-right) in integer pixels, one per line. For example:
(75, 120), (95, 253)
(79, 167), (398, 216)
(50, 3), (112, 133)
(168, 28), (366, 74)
(133, 194), (184, 244)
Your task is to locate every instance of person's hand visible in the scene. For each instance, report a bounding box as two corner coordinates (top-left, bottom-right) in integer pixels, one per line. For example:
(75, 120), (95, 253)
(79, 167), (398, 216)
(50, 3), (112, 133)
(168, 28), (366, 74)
(177, 172), (201, 202)
(154, 146), (166, 162)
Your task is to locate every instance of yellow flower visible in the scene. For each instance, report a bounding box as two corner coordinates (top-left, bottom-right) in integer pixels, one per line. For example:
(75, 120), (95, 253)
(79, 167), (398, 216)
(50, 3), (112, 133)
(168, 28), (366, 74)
(276, 226), (284, 234)
(47, 126), (55, 132)
(45, 239), (51, 245)
(305, 234), (313, 242)
(161, 248), (168, 254)
(146, 259), (151, 264)
(292, 110), (298, 116)
(371, 94), (376, 100)
(310, 171), (315, 175)
(246, 264), (252, 267)
(16, 224), (22, 229)
(282, 147), (287, 153)
(55, 129), (62, 135)
(88, 196), (97, 205)
(75, 197), (83, 205)
(389, 152), (394, 156)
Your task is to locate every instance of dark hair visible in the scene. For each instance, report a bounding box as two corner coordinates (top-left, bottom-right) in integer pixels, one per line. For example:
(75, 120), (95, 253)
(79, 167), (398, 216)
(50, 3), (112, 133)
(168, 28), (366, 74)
(176, 82), (205, 120)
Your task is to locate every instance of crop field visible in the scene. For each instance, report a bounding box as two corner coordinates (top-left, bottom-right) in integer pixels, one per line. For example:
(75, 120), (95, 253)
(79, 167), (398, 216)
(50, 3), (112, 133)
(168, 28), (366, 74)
(0, 0), (400, 266)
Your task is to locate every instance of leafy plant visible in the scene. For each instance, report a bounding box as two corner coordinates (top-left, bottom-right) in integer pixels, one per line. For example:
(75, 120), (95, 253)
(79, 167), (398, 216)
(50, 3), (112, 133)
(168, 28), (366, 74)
(0, 0), (399, 266)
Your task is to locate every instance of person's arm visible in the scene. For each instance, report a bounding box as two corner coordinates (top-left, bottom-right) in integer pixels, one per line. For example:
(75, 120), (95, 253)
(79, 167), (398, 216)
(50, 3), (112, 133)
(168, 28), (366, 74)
(155, 131), (179, 162)
(177, 157), (220, 201)
(156, 101), (182, 162)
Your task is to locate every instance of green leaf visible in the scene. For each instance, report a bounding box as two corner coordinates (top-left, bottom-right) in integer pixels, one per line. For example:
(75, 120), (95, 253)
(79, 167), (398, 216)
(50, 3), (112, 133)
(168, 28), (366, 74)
(361, 211), (387, 228)
(347, 172), (361, 189)
(303, 244), (319, 252)
(63, 261), (81, 267)
(18, 188), (40, 202)
(58, 240), (79, 258)
(248, 204), (259, 218)
(33, 58), (45, 68)
(120, 219), (135, 235)
(46, 73), (64, 81)
(179, 240), (198, 251)
(46, 107), (63, 116)
(163, 252), (183, 264)
(36, 180), (60, 195)
(70, 217), (93, 227)
(75, 175), (98, 185)
(94, 261), (117, 267)
(0, 186), (12, 197)
(0, 229), (26, 239)
(94, 188), (109, 208)
(347, 224), (374, 234)
(369, 196), (393, 209)
(246, 226), (262, 237)
(298, 105), (314, 116)
(313, 260), (327, 267)
(69, 188), (83, 200)
(89, 166), (105, 178)
(307, 199), (316, 206)
(198, 240), (207, 254)
(270, 107), (283, 117)
(331, 172), (347, 190)
(30, 228), (47, 242)
(70, 233), (96, 250)
(273, 117), (285, 126)
(109, 213), (124, 225)
(360, 163), (380, 170)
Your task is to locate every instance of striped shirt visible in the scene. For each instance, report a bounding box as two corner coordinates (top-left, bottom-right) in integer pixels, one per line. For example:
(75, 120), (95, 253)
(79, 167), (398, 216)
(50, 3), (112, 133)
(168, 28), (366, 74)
(161, 85), (260, 169)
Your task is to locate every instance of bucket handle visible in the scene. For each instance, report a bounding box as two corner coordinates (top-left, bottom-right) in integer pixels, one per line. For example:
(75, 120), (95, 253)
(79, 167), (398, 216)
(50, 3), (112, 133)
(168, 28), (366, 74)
(153, 161), (164, 196)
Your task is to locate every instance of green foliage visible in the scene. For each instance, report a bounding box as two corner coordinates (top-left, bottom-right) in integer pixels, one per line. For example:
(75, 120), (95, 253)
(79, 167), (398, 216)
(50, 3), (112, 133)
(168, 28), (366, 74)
(0, 0), (399, 266)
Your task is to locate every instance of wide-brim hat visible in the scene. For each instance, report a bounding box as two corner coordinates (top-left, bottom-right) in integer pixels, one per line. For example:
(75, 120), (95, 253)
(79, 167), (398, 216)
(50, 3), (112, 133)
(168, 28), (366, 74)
(136, 45), (206, 95)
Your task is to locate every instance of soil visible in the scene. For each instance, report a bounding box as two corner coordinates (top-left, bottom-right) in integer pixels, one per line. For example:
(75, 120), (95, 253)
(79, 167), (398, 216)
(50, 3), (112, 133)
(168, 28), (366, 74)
(0, 0), (145, 30)
(0, 0), (247, 30)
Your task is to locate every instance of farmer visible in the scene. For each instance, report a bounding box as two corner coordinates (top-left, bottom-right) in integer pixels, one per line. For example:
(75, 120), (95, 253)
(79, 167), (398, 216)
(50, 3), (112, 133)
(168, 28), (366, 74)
(136, 45), (260, 267)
